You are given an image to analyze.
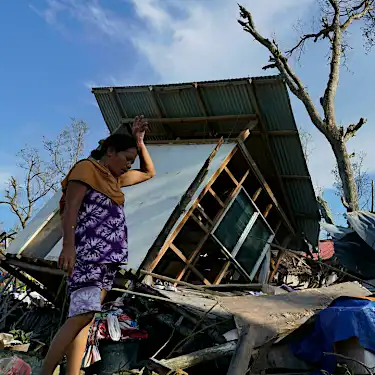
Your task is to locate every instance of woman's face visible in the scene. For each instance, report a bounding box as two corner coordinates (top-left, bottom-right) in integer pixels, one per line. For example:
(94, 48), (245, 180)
(106, 147), (138, 177)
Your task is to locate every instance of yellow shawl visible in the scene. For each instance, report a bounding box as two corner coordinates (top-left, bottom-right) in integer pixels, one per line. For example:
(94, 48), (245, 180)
(60, 158), (124, 215)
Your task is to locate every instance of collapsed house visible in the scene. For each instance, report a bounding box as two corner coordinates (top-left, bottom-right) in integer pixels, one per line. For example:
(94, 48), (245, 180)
(4, 75), (319, 299)
(3, 75), (354, 375)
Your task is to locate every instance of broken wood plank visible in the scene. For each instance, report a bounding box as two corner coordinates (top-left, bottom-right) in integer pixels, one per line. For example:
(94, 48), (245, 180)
(139, 270), (223, 296)
(157, 341), (237, 370)
(226, 324), (255, 375)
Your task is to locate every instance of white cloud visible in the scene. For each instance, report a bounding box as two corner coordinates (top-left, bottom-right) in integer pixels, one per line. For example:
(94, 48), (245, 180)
(34, 0), (375, 193)
(31, 0), (129, 43)
(129, 0), (314, 82)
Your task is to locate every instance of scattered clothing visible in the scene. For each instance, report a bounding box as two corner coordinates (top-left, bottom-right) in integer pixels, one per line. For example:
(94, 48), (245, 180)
(83, 309), (148, 368)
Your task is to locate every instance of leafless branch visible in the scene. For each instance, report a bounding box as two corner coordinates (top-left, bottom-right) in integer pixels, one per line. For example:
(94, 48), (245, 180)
(344, 117), (367, 142)
(0, 119), (88, 230)
(238, 5), (327, 137)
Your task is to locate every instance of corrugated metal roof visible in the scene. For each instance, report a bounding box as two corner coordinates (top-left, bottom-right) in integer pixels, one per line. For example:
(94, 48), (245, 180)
(92, 75), (320, 245)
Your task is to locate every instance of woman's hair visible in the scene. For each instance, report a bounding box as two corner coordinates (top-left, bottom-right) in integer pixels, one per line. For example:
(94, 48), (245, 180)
(90, 133), (138, 160)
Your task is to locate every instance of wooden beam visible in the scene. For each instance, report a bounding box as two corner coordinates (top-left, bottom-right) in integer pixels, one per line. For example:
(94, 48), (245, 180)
(224, 166), (239, 185)
(139, 270), (222, 296)
(195, 204), (214, 226)
(121, 114), (257, 124)
(6, 259), (64, 276)
(263, 204), (273, 218)
(237, 134), (295, 236)
(268, 235), (291, 282)
(145, 138), (236, 145)
(208, 188), (225, 207)
(170, 243), (188, 262)
(252, 187), (262, 202)
(155, 341), (237, 371)
(191, 212), (210, 233)
(214, 260), (231, 285)
(227, 324), (255, 375)
(169, 244), (211, 285)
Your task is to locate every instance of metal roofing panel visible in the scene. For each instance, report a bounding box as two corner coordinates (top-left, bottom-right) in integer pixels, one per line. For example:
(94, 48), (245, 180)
(95, 92), (122, 133)
(269, 136), (308, 176)
(91, 75), (320, 245)
(253, 80), (296, 131)
(117, 91), (159, 119)
(199, 83), (254, 116)
(155, 89), (204, 118)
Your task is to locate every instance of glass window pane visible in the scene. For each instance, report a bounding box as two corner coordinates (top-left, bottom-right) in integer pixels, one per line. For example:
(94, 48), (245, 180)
(214, 190), (254, 252)
(235, 218), (271, 274)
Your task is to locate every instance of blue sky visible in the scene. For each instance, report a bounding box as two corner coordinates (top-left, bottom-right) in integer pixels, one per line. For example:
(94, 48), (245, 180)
(1, 0), (375, 229)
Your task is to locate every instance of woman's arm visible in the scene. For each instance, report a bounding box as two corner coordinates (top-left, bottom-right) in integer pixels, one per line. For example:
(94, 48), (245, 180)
(59, 181), (88, 275)
(120, 143), (155, 187)
(120, 116), (156, 187)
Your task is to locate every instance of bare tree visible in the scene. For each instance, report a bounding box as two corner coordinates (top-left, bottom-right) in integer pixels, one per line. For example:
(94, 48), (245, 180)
(43, 118), (88, 191)
(238, 1), (375, 212)
(0, 119), (88, 229)
(298, 126), (315, 163)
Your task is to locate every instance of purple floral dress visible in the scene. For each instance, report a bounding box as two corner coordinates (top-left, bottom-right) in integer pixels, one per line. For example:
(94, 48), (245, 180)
(68, 189), (128, 317)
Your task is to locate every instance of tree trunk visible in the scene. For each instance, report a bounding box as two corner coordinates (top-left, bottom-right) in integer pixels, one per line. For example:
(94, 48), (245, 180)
(331, 138), (359, 211)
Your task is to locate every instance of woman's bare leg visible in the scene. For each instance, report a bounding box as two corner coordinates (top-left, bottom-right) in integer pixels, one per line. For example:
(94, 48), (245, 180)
(40, 313), (94, 375)
(65, 290), (107, 375)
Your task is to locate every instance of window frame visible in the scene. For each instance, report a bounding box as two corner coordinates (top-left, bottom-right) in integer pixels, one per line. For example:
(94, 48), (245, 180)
(211, 186), (274, 280)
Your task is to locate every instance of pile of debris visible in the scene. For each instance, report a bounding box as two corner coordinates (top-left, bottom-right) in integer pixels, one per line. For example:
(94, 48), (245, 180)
(0, 268), (375, 375)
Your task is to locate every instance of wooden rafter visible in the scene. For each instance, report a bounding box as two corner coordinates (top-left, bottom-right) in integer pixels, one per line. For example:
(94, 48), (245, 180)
(109, 87), (132, 134)
(148, 86), (174, 138)
(193, 82), (217, 136)
(121, 114), (257, 124)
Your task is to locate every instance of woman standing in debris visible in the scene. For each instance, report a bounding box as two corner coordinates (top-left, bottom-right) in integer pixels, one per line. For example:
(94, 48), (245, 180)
(41, 116), (155, 375)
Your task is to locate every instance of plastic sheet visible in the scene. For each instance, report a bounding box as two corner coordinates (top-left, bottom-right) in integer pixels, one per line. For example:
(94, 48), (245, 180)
(292, 297), (375, 374)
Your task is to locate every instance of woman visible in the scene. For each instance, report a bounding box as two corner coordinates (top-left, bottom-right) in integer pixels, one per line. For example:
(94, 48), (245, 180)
(41, 116), (155, 375)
